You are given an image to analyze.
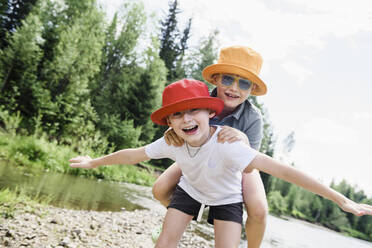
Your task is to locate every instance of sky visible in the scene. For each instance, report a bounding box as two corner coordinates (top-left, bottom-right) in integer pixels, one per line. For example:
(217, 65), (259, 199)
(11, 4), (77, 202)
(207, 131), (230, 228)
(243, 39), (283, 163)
(99, 0), (372, 197)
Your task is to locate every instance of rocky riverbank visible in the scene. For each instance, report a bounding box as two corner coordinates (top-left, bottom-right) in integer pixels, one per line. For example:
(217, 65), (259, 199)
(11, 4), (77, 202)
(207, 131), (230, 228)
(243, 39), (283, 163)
(0, 202), (214, 247)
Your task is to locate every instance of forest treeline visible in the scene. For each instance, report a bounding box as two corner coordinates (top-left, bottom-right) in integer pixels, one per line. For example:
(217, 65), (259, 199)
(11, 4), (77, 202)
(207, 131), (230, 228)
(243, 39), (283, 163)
(0, 0), (371, 241)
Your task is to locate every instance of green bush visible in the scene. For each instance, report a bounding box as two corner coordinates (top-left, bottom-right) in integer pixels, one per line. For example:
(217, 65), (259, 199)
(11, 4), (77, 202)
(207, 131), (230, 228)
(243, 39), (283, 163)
(0, 187), (50, 219)
(340, 226), (371, 241)
(0, 131), (157, 186)
(0, 108), (22, 135)
(99, 114), (143, 150)
(10, 137), (46, 162)
(268, 190), (288, 216)
(290, 209), (307, 220)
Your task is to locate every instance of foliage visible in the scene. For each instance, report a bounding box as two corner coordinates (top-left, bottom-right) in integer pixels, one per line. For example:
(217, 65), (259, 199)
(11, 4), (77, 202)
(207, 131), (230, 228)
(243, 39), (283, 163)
(98, 114), (142, 150)
(185, 29), (220, 89)
(37, 0), (105, 143)
(0, 130), (156, 186)
(267, 190), (287, 216)
(159, 0), (191, 81)
(91, 2), (166, 149)
(0, 187), (50, 219)
(266, 172), (372, 241)
(0, 8), (45, 115)
(0, 0), (106, 145)
(0, 107), (22, 135)
(0, 188), (25, 218)
(1, 131), (72, 173)
(0, 0), (38, 49)
(340, 226), (371, 241)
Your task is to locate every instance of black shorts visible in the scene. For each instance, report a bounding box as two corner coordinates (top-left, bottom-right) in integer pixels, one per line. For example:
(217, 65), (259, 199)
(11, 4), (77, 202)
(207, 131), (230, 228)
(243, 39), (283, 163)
(168, 185), (243, 225)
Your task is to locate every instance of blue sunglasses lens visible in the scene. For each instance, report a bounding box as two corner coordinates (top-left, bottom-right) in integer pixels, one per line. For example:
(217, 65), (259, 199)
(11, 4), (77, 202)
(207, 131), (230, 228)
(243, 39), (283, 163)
(221, 74), (252, 90)
(238, 78), (252, 90)
(221, 75), (234, 86)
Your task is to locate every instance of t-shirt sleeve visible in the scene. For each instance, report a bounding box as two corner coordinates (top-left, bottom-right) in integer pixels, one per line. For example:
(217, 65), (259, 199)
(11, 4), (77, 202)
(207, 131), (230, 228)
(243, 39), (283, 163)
(220, 141), (258, 172)
(244, 112), (263, 150)
(145, 137), (172, 159)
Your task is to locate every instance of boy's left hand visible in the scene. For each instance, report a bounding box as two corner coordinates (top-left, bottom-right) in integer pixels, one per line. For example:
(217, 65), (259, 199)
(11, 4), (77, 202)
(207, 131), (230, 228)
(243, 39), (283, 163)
(69, 155), (96, 169)
(339, 198), (372, 216)
(217, 126), (250, 145)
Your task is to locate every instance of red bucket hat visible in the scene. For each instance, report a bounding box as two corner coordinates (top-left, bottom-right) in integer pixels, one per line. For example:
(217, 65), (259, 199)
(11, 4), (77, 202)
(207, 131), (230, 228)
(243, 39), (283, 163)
(151, 79), (224, 125)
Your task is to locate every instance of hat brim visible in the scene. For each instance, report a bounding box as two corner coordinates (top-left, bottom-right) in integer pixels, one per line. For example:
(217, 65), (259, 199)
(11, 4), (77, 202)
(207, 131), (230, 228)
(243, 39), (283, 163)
(151, 97), (224, 125)
(202, 64), (267, 96)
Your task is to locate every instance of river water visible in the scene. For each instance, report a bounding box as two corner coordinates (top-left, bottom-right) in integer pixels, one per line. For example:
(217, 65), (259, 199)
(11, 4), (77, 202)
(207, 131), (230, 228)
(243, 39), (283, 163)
(0, 163), (371, 248)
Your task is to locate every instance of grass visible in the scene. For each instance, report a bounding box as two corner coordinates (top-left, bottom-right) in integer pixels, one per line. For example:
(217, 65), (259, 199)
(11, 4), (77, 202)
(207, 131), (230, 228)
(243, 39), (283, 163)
(340, 226), (371, 242)
(0, 131), (158, 186)
(0, 187), (51, 219)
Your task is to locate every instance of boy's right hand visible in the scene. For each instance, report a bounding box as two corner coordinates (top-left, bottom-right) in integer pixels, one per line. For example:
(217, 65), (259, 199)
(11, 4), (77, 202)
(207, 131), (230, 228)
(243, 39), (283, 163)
(164, 128), (184, 147)
(69, 155), (96, 169)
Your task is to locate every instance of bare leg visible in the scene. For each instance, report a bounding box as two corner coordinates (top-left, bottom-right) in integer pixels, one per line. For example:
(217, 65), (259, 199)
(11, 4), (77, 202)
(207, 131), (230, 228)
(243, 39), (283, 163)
(152, 162), (182, 207)
(214, 219), (241, 248)
(155, 208), (193, 248)
(242, 169), (268, 248)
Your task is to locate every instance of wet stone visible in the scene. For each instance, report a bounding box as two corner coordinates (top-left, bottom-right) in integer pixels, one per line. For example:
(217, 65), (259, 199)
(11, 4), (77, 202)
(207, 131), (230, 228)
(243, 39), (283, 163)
(0, 203), (214, 247)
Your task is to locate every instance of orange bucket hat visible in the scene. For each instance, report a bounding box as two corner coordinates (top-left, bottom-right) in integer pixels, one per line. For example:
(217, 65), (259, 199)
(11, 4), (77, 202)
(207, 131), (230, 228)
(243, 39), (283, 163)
(202, 46), (267, 96)
(151, 79), (224, 125)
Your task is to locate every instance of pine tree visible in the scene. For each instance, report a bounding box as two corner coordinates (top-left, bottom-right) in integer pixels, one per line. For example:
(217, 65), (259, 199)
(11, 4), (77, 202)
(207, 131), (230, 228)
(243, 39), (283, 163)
(127, 38), (167, 143)
(91, 2), (166, 149)
(186, 29), (219, 86)
(0, 4), (44, 126)
(174, 17), (191, 79)
(90, 3), (146, 150)
(25, 0), (106, 141)
(0, 0), (38, 48)
(159, 0), (191, 81)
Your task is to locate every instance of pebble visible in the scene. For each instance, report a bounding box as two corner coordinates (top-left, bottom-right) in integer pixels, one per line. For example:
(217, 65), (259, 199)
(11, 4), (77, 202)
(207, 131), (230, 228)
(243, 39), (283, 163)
(0, 203), (214, 247)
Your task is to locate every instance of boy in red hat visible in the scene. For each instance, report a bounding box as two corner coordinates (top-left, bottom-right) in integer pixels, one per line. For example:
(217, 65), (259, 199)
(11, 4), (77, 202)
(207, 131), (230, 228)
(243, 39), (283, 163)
(153, 46), (269, 247)
(69, 79), (372, 248)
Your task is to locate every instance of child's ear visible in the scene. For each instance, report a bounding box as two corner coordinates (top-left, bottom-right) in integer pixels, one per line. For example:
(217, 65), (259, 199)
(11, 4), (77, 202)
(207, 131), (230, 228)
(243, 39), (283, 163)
(252, 84), (257, 91)
(166, 117), (171, 126)
(211, 74), (219, 84)
(209, 110), (216, 118)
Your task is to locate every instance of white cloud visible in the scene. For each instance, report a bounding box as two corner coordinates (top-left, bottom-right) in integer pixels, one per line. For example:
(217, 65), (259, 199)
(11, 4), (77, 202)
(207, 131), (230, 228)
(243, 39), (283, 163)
(299, 118), (359, 145)
(353, 112), (372, 121)
(281, 61), (313, 86)
(176, 0), (372, 62)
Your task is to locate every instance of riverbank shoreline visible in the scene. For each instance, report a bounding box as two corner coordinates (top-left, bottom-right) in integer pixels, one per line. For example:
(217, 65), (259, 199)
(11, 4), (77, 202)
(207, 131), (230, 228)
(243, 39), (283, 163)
(2, 197), (372, 248)
(0, 202), (214, 247)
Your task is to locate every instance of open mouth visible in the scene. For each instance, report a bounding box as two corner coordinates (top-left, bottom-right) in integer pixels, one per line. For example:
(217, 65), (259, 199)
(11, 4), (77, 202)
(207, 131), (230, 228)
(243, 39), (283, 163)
(225, 92), (240, 99)
(182, 125), (198, 134)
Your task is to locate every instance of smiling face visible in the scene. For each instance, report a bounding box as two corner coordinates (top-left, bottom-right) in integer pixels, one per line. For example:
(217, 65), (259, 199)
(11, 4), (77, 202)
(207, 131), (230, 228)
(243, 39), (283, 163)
(167, 108), (215, 147)
(213, 74), (255, 112)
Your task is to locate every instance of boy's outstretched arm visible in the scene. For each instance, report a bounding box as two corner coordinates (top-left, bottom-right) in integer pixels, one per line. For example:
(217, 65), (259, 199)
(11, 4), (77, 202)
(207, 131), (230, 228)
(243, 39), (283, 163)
(69, 147), (149, 169)
(245, 154), (372, 216)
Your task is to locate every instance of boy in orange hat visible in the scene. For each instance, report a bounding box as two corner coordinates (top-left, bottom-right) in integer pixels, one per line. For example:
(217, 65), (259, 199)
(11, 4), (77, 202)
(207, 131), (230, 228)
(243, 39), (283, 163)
(69, 79), (372, 248)
(152, 46), (269, 247)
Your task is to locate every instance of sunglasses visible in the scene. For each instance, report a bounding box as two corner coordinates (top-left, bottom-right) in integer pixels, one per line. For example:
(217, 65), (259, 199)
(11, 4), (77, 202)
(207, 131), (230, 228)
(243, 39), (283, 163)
(219, 74), (253, 91)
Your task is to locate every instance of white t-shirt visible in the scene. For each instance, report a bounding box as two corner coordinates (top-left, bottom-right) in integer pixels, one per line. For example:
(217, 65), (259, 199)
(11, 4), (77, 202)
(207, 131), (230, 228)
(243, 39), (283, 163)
(145, 126), (258, 206)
